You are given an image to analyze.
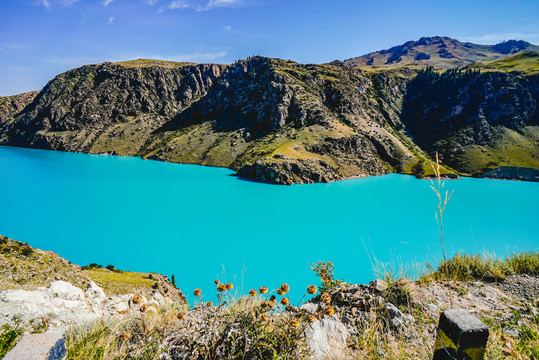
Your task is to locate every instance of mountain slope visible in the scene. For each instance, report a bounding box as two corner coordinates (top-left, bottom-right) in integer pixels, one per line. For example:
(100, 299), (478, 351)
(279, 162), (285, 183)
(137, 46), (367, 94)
(0, 49), (538, 184)
(0, 58), (434, 184)
(345, 37), (539, 69)
(401, 67), (539, 175)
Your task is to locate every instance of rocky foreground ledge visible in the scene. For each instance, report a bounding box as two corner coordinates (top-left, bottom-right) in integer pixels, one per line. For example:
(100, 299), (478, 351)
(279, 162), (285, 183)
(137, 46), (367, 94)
(1, 235), (538, 360)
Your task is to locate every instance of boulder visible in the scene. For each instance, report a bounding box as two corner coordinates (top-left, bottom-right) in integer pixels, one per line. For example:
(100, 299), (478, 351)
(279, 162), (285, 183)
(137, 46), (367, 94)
(304, 316), (348, 359)
(153, 292), (165, 306)
(48, 281), (85, 301)
(384, 303), (404, 328)
(85, 281), (106, 299)
(1, 289), (51, 306)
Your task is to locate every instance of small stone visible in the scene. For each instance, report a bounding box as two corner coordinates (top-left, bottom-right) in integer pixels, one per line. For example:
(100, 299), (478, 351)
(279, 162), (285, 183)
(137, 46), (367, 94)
(114, 301), (129, 314)
(370, 279), (388, 292)
(384, 303), (403, 320)
(503, 326), (520, 339)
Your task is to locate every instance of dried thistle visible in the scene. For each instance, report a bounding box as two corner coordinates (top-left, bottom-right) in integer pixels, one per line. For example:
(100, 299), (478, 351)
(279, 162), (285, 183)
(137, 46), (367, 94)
(322, 305), (335, 316)
(321, 293), (331, 304)
(307, 285), (317, 295)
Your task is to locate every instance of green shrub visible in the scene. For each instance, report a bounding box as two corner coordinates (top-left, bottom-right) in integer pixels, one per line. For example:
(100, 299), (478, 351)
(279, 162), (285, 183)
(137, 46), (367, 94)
(0, 324), (24, 357)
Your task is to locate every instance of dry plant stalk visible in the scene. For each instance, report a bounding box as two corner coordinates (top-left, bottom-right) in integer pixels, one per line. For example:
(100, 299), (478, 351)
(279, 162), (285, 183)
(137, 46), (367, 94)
(430, 152), (453, 261)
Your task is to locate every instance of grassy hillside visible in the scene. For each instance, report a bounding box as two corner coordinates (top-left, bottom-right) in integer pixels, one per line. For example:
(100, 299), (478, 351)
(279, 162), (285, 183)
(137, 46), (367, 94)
(0, 235), (181, 300)
(113, 59), (196, 68)
(469, 51), (539, 74)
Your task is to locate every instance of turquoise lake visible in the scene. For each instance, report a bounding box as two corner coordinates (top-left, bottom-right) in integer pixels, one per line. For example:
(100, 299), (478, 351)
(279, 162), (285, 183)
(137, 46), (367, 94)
(0, 145), (537, 302)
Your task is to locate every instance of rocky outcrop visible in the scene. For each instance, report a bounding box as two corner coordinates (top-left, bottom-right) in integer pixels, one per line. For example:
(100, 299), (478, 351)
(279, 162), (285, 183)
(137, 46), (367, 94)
(0, 280), (174, 327)
(401, 69), (539, 175)
(481, 166), (539, 181)
(0, 91), (39, 124)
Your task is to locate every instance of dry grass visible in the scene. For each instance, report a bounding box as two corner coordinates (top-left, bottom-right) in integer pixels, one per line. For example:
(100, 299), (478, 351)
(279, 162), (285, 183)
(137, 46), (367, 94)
(87, 269), (156, 296)
(66, 283), (328, 359)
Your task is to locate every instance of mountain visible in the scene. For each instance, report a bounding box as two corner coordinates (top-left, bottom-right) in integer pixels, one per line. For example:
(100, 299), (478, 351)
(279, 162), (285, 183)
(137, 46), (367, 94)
(0, 41), (538, 184)
(344, 36), (539, 69)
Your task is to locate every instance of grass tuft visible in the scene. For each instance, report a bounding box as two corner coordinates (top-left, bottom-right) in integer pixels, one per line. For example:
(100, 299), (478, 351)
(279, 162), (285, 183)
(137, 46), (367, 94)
(428, 251), (539, 282)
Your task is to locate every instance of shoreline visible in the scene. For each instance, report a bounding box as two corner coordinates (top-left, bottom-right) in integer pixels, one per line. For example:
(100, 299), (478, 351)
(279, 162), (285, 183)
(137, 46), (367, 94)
(1, 144), (537, 184)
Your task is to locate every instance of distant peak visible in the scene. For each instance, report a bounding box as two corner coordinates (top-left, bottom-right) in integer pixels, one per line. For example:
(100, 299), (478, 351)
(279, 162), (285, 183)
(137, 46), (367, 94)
(492, 39), (532, 54)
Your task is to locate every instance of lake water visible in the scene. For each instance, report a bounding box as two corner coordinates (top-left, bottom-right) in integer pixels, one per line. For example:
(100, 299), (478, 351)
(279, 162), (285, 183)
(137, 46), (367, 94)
(0, 145), (537, 302)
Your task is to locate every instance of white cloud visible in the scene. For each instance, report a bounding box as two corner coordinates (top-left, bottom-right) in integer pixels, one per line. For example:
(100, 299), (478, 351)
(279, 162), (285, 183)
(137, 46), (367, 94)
(461, 32), (539, 45)
(0, 43), (28, 52)
(108, 16), (115, 24)
(147, 0), (159, 4)
(37, 0), (80, 9)
(103, 0), (114, 6)
(223, 25), (232, 32)
(168, 0), (189, 10)
(160, 0), (251, 12)
(37, 0), (51, 9)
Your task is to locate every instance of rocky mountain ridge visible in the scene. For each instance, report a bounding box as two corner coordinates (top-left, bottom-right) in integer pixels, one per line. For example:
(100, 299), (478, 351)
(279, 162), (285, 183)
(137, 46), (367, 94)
(344, 36), (539, 69)
(0, 39), (538, 184)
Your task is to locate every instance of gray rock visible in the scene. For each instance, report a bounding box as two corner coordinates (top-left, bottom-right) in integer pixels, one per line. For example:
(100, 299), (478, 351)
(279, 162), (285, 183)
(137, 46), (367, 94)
(384, 303), (403, 320)
(300, 303), (319, 314)
(403, 313), (415, 323)
(503, 326), (520, 339)
(384, 303), (406, 329)
(4, 331), (67, 360)
(304, 317), (348, 359)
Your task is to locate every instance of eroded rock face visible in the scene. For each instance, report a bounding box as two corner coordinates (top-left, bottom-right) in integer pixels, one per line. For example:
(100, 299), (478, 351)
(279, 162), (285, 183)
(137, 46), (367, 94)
(0, 281), (174, 327)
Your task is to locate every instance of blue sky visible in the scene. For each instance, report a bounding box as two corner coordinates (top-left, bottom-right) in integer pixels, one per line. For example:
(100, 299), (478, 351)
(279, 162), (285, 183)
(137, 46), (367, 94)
(1, 0), (538, 95)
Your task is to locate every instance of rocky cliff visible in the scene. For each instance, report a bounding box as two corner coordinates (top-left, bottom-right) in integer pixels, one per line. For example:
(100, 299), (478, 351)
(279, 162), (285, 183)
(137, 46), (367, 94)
(0, 49), (538, 184)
